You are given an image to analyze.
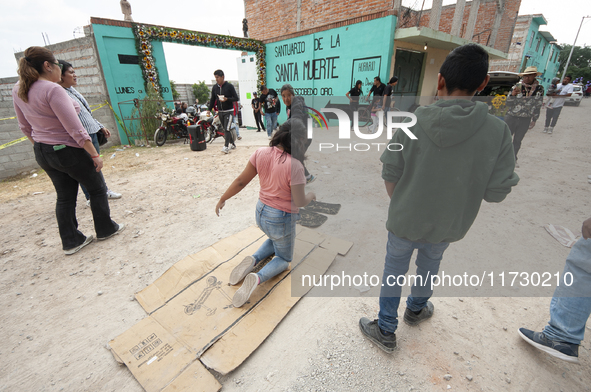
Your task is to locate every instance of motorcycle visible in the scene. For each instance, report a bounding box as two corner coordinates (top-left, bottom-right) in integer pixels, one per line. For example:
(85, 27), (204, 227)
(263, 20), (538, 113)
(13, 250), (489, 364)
(196, 111), (224, 143)
(154, 108), (189, 147)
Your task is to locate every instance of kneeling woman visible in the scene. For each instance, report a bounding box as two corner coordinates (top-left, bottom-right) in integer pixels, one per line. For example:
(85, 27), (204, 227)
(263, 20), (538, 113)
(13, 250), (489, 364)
(215, 119), (315, 307)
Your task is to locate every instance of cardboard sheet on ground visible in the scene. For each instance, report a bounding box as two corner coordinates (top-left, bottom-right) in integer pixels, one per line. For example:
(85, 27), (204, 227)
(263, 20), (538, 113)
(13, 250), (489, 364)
(109, 226), (352, 391)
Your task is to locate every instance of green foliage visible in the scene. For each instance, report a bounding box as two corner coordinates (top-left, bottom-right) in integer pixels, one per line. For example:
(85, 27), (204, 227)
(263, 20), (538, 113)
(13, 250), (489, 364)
(170, 80), (181, 100)
(557, 45), (591, 83)
(130, 89), (169, 143)
(192, 81), (210, 106)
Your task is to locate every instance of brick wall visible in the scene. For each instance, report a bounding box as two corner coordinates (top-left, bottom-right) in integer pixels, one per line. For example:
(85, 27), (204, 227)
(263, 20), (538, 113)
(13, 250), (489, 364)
(245, 0), (395, 41)
(413, 0), (522, 53)
(489, 15), (531, 72)
(245, 0), (521, 53)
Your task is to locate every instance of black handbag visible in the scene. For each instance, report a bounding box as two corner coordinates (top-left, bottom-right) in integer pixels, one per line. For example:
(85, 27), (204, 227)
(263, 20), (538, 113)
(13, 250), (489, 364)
(97, 130), (108, 146)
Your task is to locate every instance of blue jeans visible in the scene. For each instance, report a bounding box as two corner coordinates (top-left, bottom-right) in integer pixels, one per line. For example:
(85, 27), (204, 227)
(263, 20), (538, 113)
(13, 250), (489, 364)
(81, 133), (107, 200)
(543, 238), (591, 345)
(33, 142), (118, 250)
(265, 113), (278, 137)
(378, 232), (450, 333)
(251, 200), (298, 283)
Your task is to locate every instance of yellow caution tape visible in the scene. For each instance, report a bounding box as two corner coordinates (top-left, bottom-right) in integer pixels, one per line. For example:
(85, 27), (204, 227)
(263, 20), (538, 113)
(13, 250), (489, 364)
(91, 103), (108, 112)
(0, 136), (27, 150)
(0, 101), (110, 150)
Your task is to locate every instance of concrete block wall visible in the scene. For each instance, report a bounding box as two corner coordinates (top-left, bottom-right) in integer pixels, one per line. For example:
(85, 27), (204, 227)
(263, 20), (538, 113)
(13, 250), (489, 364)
(0, 76), (39, 179)
(175, 84), (196, 106)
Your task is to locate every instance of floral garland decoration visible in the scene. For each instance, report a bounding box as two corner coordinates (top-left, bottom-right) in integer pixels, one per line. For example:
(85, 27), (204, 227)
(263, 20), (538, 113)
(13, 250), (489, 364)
(132, 23), (266, 97)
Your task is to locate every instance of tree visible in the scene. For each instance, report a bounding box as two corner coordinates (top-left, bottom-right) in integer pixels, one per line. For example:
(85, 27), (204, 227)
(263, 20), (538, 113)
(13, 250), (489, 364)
(557, 45), (591, 84)
(192, 81), (210, 106)
(169, 80), (180, 100)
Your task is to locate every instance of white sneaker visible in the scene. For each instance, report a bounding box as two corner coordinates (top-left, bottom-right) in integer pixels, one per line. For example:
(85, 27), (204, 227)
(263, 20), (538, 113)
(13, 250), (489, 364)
(85, 199), (90, 207)
(230, 144), (236, 150)
(106, 189), (122, 199)
(548, 127), (553, 134)
(64, 235), (94, 255)
(222, 146), (230, 154)
(543, 127), (548, 133)
(232, 273), (259, 308)
(98, 223), (125, 241)
(229, 255), (256, 285)
(268, 136), (272, 140)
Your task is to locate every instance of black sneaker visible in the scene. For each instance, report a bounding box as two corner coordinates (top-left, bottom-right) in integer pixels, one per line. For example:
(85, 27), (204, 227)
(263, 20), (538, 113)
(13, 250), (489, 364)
(518, 328), (579, 363)
(358, 317), (396, 353)
(403, 301), (434, 326)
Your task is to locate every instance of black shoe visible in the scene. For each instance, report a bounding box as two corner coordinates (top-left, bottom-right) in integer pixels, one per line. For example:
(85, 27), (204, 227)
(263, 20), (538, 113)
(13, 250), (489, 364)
(403, 301), (434, 326)
(256, 129), (261, 132)
(518, 328), (579, 363)
(359, 317), (396, 353)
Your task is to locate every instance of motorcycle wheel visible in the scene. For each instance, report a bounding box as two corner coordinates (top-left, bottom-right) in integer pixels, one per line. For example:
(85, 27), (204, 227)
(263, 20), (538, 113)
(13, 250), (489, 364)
(154, 128), (167, 146)
(202, 125), (212, 143)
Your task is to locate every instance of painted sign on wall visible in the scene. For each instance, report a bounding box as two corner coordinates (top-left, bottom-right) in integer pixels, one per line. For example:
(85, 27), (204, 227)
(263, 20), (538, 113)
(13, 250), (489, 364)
(265, 16), (396, 122)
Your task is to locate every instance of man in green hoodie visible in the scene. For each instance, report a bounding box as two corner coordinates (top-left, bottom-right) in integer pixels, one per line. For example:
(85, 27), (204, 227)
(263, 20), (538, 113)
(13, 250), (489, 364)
(359, 44), (520, 353)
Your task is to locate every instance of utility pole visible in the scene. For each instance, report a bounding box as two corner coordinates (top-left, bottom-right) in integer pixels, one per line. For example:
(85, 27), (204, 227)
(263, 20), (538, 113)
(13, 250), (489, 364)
(561, 16), (591, 81)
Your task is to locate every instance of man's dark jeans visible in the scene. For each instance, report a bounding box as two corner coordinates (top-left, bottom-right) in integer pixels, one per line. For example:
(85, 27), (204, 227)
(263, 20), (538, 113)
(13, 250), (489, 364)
(218, 111), (234, 148)
(545, 106), (563, 128)
(504, 114), (531, 161)
(253, 110), (265, 131)
(34, 142), (118, 250)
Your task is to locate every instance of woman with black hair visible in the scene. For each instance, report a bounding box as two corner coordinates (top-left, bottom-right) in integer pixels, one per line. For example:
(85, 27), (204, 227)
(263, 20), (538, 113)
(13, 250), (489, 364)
(12, 46), (123, 255)
(57, 60), (122, 204)
(215, 119), (315, 307)
(346, 80), (363, 112)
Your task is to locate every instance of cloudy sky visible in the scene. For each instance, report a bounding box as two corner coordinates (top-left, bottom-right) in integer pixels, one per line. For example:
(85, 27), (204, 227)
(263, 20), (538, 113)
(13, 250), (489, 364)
(1, 0), (590, 83)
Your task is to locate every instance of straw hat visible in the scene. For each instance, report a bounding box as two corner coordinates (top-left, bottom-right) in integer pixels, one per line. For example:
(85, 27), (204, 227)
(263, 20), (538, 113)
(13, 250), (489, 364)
(519, 66), (542, 76)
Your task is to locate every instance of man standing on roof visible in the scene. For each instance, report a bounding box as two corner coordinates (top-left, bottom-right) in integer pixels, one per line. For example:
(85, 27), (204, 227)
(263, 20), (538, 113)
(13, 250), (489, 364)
(207, 69), (239, 154)
(504, 66), (544, 165)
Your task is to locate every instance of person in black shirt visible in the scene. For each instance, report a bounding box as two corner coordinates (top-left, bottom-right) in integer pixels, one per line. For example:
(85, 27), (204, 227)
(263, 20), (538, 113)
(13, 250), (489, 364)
(366, 76), (385, 104)
(207, 69), (239, 154)
(251, 92), (265, 132)
(382, 76), (399, 113)
(259, 85), (281, 139)
(346, 80), (363, 112)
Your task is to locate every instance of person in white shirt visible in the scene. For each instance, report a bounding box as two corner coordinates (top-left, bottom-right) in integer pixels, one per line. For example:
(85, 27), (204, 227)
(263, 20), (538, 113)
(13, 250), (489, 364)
(544, 75), (573, 134)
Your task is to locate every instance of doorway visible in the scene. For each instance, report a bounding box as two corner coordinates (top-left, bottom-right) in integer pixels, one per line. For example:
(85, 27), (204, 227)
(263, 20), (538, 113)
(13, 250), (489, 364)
(392, 49), (425, 111)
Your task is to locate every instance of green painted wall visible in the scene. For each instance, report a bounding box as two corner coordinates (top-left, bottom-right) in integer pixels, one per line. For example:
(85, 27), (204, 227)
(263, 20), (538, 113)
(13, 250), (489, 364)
(92, 24), (173, 145)
(265, 16), (396, 123)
